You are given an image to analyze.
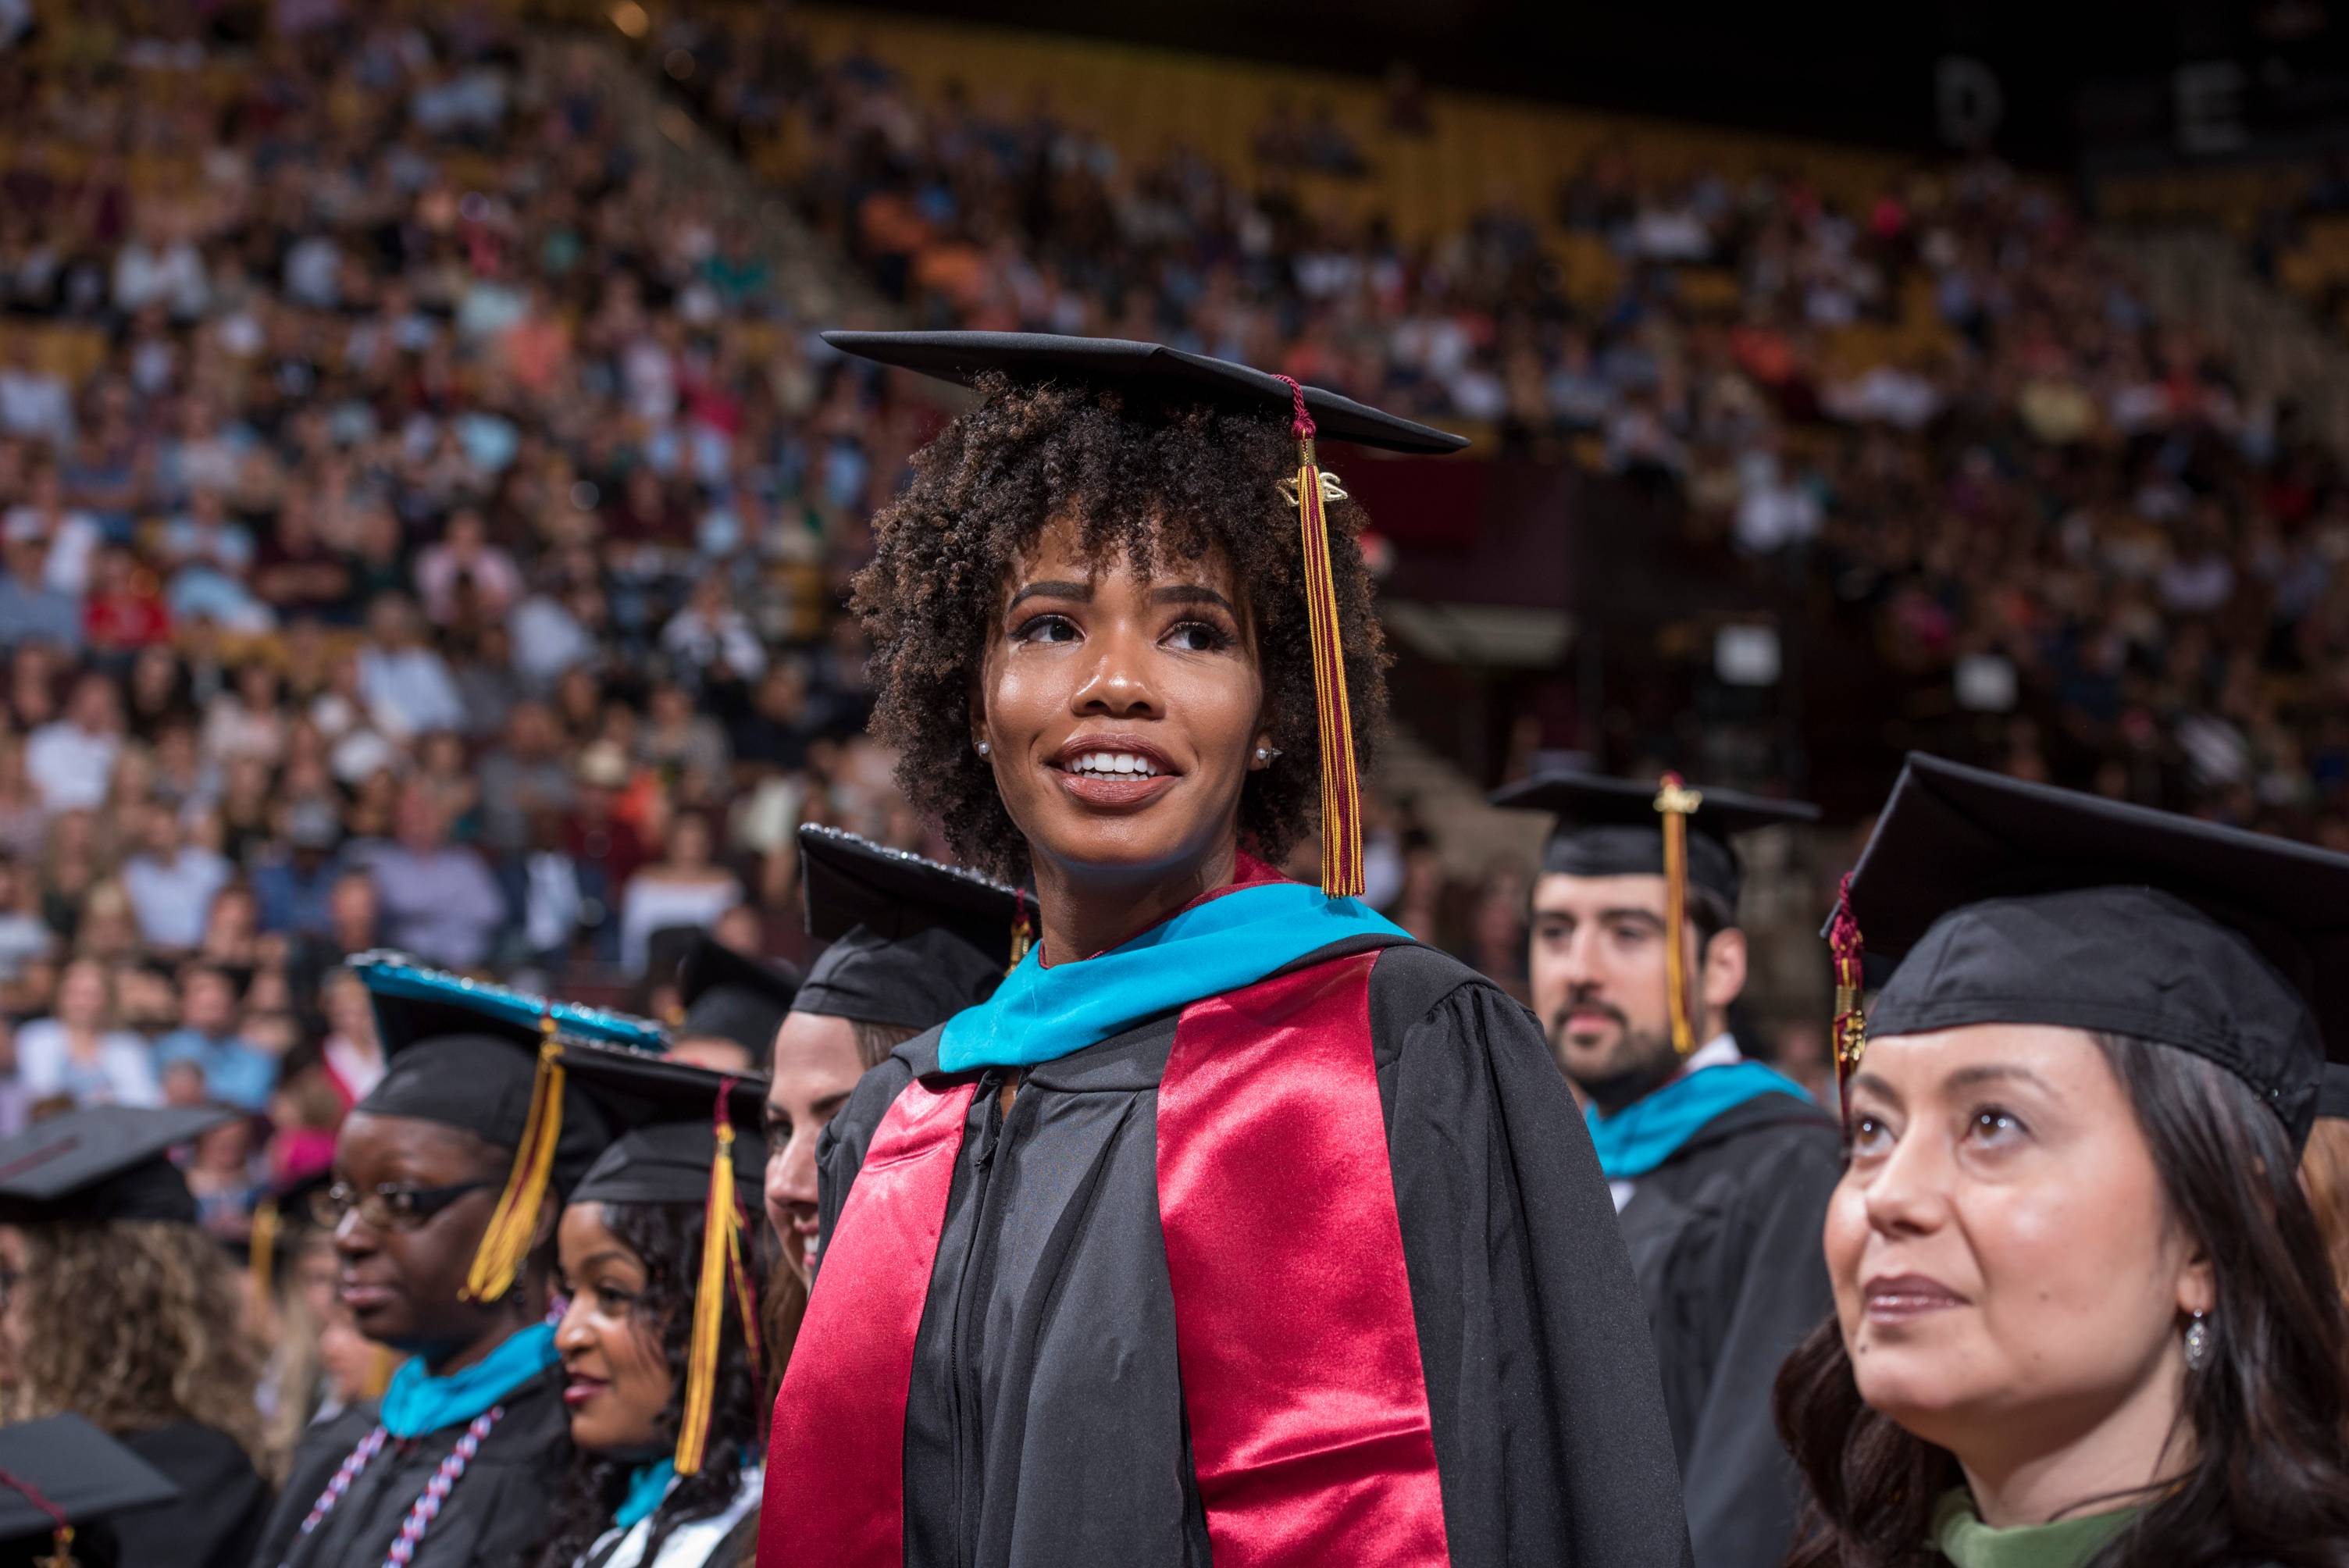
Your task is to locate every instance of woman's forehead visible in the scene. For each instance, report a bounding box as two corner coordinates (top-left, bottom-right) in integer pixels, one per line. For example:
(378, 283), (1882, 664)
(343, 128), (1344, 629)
(1011, 511), (1241, 593)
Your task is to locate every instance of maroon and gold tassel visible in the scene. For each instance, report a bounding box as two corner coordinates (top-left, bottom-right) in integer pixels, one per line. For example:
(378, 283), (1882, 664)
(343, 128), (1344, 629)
(1272, 376), (1363, 899)
(1008, 889), (1033, 971)
(0, 1467), (77, 1566)
(462, 1019), (567, 1303)
(1827, 871), (1868, 1132)
(1652, 773), (1704, 1057)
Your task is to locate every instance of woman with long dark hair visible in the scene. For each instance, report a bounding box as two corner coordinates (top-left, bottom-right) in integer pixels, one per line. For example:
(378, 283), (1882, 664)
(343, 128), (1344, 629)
(536, 1046), (770, 1568)
(763, 334), (1687, 1565)
(1778, 755), (2349, 1568)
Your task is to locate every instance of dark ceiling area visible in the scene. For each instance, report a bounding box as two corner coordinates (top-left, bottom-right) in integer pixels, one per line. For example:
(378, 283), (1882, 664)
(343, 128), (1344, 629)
(836, 0), (2349, 170)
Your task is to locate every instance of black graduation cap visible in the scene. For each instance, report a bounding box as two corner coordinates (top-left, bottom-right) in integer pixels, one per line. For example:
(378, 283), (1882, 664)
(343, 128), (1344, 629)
(822, 330), (1470, 901)
(350, 953), (665, 1303)
(556, 1040), (768, 1478)
(676, 936), (802, 1067)
(1840, 754), (2349, 1149)
(565, 1042), (768, 1210)
(1489, 770), (1820, 909)
(0, 1413), (177, 1566)
(794, 826), (1020, 1035)
(0, 1106), (233, 1228)
(821, 331), (1470, 455)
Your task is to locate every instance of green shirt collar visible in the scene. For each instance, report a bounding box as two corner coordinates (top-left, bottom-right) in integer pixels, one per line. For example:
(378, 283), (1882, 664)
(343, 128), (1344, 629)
(1933, 1489), (2140, 1568)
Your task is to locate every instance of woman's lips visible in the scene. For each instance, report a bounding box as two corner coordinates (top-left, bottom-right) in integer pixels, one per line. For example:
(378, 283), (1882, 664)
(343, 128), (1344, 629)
(1862, 1272), (1968, 1323)
(563, 1376), (611, 1409)
(337, 1279), (396, 1312)
(1055, 770), (1177, 808)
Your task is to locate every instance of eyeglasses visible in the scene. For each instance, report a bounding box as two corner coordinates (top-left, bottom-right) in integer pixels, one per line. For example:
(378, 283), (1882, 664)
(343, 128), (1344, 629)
(312, 1179), (496, 1232)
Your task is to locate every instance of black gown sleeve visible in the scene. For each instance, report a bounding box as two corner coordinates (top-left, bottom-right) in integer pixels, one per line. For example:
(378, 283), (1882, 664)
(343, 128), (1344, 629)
(1681, 1132), (1841, 1568)
(1375, 947), (1693, 1568)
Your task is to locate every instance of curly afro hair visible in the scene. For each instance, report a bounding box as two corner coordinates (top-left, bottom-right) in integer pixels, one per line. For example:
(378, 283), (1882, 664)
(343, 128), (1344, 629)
(852, 376), (1388, 882)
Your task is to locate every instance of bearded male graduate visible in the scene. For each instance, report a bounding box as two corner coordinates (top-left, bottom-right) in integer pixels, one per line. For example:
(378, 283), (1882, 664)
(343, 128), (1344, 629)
(1495, 772), (1839, 1568)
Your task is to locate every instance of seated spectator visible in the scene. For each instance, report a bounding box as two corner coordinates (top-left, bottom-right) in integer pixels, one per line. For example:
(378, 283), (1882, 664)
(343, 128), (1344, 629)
(636, 678), (730, 789)
(251, 802), (345, 938)
(358, 787), (506, 970)
(119, 800), (231, 953)
(16, 956), (160, 1107)
(314, 965), (385, 1110)
(80, 543), (173, 655)
(0, 528), (80, 652)
(3, 464), (100, 596)
(618, 810), (741, 976)
(26, 672), (124, 812)
(155, 962), (276, 1113)
(660, 572), (766, 689)
(201, 661), (291, 770)
(729, 658), (822, 775)
(0, 1017), (30, 1139)
(251, 490), (354, 623)
(195, 882), (265, 974)
(354, 590), (465, 738)
(415, 507), (522, 626)
(159, 486), (273, 633)
(476, 700), (576, 855)
(0, 854), (52, 985)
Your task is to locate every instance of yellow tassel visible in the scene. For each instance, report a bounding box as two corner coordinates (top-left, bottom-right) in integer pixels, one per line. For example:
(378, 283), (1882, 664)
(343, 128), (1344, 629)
(248, 1198), (280, 1303)
(675, 1122), (736, 1475)
(1653, 774), (1704, 1057)
(462, 1029), (566, 1304)
(37, 1524), (73, 1568)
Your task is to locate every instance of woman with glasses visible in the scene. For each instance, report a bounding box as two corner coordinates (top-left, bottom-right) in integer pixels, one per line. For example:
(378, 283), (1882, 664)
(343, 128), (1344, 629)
(251, 957), (650, 1568)
(0, 1105), (273, 1568)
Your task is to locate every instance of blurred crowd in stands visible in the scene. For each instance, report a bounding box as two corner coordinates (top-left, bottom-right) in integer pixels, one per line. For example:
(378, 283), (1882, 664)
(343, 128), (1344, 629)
(3, 0), (2348, 1263)
(649, 1), (2349, 850)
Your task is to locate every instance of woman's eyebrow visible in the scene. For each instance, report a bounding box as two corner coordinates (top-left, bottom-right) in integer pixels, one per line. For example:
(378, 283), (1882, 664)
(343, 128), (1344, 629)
(1151, 584), (1238, 615)
(1007, 579), (1092, 611)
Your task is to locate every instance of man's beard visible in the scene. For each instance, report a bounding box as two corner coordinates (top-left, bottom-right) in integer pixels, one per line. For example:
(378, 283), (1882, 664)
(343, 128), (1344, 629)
(1548, 1001), (1681, 1115)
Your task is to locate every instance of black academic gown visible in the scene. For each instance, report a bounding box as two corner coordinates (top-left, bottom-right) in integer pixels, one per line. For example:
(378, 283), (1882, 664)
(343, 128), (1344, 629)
(1613, 1093), (1842, 1568)
(112, 1420), (271, 1568)
(251, 1362), (571, 1568)
(814, 939), (1691, 1567)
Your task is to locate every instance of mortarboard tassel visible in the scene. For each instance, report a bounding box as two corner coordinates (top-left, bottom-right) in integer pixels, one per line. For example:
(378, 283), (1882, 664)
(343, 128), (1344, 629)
(677, 1080), (751, 1476)
(1009, 889), (1033, 971)
(1828, 871), (1868, 1134)
(0, 1467), (76, 1567)
(248, 1197), (280, 1303)
(1653, 773), (1704, 1057)
(1272, 376), (1363, 900)
(462, 1020), (567, 1304)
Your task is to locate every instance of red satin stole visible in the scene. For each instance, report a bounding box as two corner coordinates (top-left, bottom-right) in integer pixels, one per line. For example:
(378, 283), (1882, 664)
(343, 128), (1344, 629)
(760, 947), (1449, 1567)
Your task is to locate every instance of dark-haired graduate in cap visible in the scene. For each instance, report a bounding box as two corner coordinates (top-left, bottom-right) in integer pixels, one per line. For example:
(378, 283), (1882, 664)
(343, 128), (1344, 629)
(1777, 756), (2349, 1568)
(536, 1046), (773, 1568)
(672, 936), (801, 1077)
(253, 956), (665, 1568)
(767, 824), (1018, 1278)
(761, 333), (1687, 1567)
(0, 1107), (273, 1568)
(1494, 772), (1834, 1568)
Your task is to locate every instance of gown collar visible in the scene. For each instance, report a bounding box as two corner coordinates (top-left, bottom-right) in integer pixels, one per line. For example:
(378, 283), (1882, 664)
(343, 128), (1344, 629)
(379, 1320), (559, 1439)
(1931, 1488), (2141, 1568)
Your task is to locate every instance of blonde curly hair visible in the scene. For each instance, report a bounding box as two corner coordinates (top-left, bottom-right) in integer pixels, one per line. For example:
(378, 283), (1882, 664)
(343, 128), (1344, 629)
(3, 1219), (264, 1461)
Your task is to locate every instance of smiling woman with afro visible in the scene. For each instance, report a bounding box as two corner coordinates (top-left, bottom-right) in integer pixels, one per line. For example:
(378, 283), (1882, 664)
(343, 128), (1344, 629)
(770, 335), (1688, 1568)
(850, 373), (1385, 882)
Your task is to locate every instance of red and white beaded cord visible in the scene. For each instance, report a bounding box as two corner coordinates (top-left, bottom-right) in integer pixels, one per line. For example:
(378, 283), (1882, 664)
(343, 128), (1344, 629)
(276, 1406), (504, 1568)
